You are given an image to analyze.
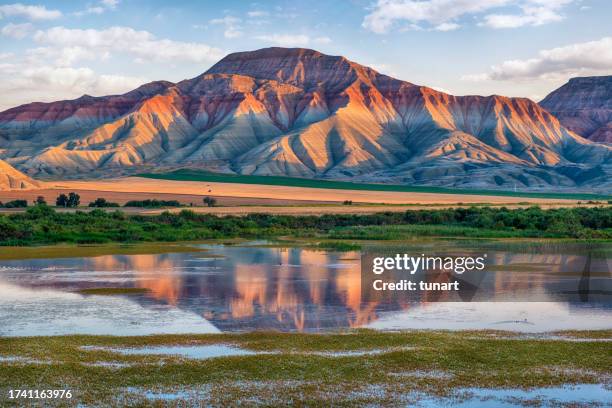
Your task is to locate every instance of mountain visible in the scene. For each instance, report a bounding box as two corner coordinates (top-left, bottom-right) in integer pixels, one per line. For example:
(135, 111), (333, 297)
(0, 159), (39, 190)
(540, 76), (612, 143)
(1, 47), (611, 192)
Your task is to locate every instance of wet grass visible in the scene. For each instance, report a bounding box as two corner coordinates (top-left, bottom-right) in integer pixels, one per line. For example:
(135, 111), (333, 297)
(0, 242), (207, 261)
(0, 330), (609, 407)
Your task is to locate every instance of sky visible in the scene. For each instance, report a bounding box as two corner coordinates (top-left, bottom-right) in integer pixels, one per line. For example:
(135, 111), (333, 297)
(0, 0), (611, 110)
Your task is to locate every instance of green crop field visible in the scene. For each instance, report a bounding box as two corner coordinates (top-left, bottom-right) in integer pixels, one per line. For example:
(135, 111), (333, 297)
(138, 169), (612, 201)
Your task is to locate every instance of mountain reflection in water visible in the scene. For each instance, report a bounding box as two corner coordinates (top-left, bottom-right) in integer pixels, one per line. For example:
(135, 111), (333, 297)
(0, 243), (610, 333)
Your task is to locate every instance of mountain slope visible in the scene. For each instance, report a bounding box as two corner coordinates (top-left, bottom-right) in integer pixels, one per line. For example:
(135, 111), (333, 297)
(540, 76), (612, 143)
(0, 47), (610, 192)
(0, 159), (39, 190)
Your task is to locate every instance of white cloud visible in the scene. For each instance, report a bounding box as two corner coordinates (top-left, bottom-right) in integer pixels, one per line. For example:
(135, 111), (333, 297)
(224, 27), (243, 38)
(0, 64), (147, 111)
(362, 0), (574, 33)
(433, 22), (460, 31)
(462, 37), (612, 82)
(1, 22), (33, 39)
(431, 85), (452, 94)
(101, 0), (119, 8)
(0, 3), (61, 20)
(247, 10), (269, 17)
(255, 34), (332, 47)
(314, 36), (332, 44)
(209, 16), (243, 39)
(481, 1), (570, 28)
(85, 7), (105, 15)
(74, 0), (120, 16)
(256, 34), (309, 46)
(366, 62), (400, 78)
(32, 26), (224, 63)
(209, 16), (241, 25)
(363, 0), (507, 33)
(25, 46), (107, 67)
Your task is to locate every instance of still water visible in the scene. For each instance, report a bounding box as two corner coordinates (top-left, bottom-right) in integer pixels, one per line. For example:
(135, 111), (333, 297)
(0, 241), (610, 336)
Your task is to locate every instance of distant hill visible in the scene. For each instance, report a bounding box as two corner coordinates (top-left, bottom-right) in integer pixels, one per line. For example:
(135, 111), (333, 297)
(1, 47), (611, 192)
(0, 159), (39, 190)
(540, 75), (612, 143)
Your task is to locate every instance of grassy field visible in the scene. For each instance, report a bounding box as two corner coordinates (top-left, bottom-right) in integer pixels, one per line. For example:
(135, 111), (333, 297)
(0, 330), (609, 407)
(139, 169), (612, 201)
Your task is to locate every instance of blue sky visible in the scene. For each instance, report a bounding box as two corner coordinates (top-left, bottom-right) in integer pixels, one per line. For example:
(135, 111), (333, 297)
(0, 0), (610, 110)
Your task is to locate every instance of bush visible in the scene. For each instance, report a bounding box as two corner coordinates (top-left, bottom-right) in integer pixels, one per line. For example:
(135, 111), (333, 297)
(88, 198), (120, 208)
(124, 199), (182, 208)
(1, 200), (28, 208)
(203, 196), (217, 207)
(343, 200), (353, 205)
(25, 204), (55, 219)
(0, 206), (609, 245)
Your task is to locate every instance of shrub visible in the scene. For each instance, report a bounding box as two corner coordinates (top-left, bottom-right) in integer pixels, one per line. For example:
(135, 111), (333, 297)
(124, 199), (182, 208)
(88, 198), (120, 208)
(1, 199), (28, 208)
(25, 204), (55, 219)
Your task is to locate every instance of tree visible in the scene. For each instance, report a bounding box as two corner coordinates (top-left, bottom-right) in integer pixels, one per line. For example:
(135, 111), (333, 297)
(203, 196), (217, 207)
(56, 193), (68, 208)
(35, 196), (46, 205)
(67, 192), (80, 208)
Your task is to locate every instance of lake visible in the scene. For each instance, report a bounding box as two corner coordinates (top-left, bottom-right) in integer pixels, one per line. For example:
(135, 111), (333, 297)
(0, 241), (610, 336)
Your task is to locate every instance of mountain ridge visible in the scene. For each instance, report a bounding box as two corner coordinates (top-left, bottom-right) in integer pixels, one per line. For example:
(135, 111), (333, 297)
(0, 47), (610, 192)
(540, 75), (612, 143)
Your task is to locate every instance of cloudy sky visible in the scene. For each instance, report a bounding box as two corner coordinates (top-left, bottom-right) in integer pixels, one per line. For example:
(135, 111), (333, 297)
(0, 0), (610, 110)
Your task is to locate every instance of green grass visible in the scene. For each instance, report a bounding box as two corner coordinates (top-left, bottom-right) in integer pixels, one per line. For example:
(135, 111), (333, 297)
(0, 330), (609, 407)
(328, 224), (539, 240)
(138, 169), (612, 201)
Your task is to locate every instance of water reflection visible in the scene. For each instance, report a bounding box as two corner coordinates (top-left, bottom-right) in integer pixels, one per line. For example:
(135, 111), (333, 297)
(0, 242), (610, 335)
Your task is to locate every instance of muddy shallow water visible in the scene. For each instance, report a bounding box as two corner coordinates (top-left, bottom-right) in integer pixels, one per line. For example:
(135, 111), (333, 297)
(0, 241), (610, 335)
